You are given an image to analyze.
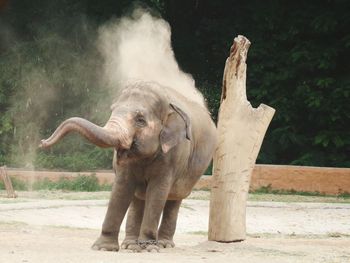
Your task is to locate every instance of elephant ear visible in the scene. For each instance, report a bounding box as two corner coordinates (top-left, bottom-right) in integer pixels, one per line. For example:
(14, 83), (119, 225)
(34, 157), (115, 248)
(160, 103), (192, 153)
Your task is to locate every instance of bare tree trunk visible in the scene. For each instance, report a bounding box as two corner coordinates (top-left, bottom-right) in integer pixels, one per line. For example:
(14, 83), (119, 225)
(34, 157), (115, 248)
(1, 166), (17, 198)
(208, 36), (275, 242)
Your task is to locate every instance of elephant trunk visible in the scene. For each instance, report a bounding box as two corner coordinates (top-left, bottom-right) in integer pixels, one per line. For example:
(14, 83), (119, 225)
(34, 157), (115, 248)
(39, 117), (132, 149)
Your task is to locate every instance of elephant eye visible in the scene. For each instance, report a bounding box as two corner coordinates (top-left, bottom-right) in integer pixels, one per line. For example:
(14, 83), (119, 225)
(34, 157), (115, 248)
(135, 116), (147, 127)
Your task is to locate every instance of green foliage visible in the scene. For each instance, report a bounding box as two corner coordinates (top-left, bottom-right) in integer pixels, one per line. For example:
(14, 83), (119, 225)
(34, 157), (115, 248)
(0, 174), (112, 192)
(0, 0), (349, 170)
(338, 192), (350, 199)
(34, 142), (113, 171)
(204, 161), (213, 175)
(253, 184), (324, 197)
(0, 0), (113, 170)
(166, 0), (350, 167)
(253, 185), (350, 199)
(0, 176), (28, 191)
(32, 175), (112, 191)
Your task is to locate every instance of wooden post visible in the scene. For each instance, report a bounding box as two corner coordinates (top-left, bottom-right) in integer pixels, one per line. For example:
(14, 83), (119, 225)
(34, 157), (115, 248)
(0, 166), (17, 198)
(208, 36), (275, 242)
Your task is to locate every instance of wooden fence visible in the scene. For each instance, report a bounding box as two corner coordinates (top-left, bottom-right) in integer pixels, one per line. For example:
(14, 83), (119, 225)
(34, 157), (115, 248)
(0, 166), (17, 198)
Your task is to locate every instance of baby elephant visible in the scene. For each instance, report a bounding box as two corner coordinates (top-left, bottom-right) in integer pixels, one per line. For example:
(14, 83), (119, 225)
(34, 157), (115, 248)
(40, 81), (217, 252)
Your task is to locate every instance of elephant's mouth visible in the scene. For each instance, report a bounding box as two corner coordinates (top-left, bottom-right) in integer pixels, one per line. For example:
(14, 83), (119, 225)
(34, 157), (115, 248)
(117, 149), (130, 160)
(116, 145), (139, 165)
(116, 141), (158, 166)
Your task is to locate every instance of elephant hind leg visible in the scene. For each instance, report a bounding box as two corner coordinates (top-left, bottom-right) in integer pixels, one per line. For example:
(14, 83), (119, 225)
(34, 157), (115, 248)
(158, 200), (182, 248)
(121, 196), (145, 250)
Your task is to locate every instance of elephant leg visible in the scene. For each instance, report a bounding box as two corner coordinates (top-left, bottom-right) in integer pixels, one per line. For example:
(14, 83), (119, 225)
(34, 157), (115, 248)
(137, 176), (173, 252)
(121, 196), (145, 251)
(158, 199), (182, 248)
(92, 175), (135, 252)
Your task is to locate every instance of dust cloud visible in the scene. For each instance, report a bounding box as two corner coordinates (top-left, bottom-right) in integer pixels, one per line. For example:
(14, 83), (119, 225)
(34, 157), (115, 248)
(9, 69), (57, 168)
(0, 17), (102, 169)
(1, 7), (204, 170)
(98, 8), (205, 106)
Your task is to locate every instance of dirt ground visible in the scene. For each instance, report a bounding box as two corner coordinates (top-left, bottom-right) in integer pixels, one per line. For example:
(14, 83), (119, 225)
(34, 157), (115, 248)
(0, 191), (349, 263)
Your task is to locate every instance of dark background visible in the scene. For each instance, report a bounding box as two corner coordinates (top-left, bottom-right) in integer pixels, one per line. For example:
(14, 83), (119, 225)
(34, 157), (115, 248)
(0, 0), (349, 170)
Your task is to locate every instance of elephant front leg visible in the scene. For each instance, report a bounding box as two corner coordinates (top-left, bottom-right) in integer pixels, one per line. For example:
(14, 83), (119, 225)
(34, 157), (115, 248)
(92, 176), (135, 251)
(158, 199), (182, 248)
(137, 176), (173, 252)
(121, 196), (145, 251)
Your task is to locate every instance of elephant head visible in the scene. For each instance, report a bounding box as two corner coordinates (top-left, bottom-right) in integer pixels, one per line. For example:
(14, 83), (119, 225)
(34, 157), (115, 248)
(40, 82), (192, 165)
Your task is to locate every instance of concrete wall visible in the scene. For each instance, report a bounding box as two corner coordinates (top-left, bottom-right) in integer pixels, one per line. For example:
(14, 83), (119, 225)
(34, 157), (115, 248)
(4, 164), (350, 195)
(250, 165), (350, 195)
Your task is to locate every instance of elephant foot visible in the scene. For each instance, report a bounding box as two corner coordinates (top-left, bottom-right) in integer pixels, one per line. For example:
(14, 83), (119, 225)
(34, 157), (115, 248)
(158, 239), (175, 248)
(121, 239), (142, 252)
(124, 240), (160, 253)
(144, 244), (160, 253)
(92, 234), (119, 252)
(121, 239), (159, 252)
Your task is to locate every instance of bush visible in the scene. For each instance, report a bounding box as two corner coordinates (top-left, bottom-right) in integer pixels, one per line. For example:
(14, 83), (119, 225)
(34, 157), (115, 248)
(0, 176), (28, 191)
(34, 146), (113, 172)
(32, 174), (112, 192)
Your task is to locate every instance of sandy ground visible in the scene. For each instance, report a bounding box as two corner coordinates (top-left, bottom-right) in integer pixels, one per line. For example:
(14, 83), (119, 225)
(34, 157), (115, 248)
(0, 191), (349, 262)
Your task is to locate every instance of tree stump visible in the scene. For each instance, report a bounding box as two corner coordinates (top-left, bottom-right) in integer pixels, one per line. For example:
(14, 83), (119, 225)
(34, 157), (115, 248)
(0, 166), (17, 198)
(208, 36), (275, 242)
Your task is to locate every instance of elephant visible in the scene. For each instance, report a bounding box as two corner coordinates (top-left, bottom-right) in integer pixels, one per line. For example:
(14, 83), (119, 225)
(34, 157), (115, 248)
(40, 81), (217, 252)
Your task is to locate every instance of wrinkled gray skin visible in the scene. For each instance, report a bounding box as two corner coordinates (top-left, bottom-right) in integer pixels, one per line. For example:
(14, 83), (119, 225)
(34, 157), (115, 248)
(40, 81), (217, 252)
